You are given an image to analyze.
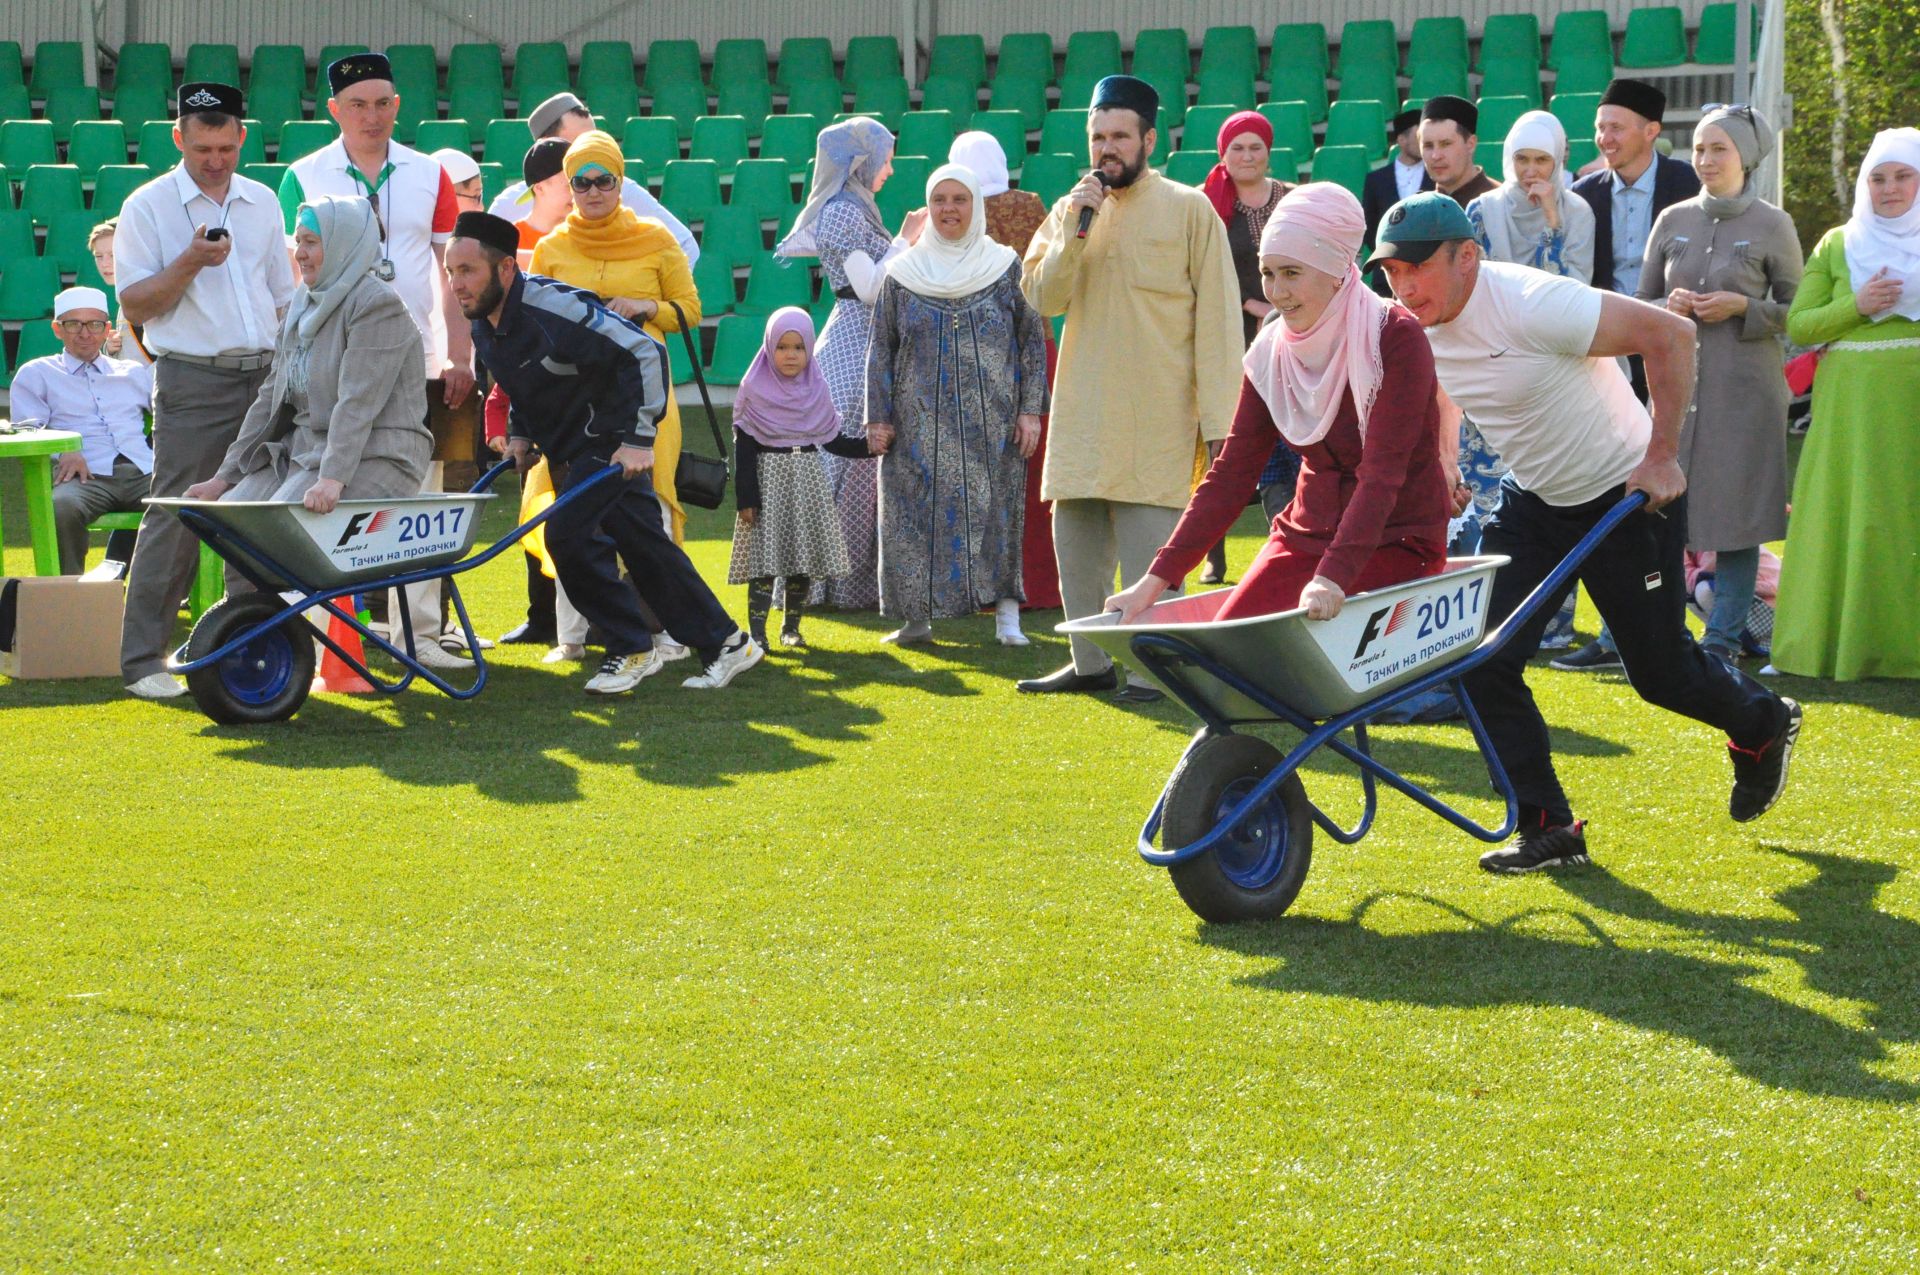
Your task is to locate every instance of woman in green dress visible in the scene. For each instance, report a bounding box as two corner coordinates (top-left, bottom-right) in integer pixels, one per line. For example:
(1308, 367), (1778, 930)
(1775, 128), (1920, 680)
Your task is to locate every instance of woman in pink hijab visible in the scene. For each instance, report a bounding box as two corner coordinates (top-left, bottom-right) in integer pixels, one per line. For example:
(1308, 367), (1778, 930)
(1108, 183), (1459, 623)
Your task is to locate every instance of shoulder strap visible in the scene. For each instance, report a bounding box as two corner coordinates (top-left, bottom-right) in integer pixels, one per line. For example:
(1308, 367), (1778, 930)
(664, 300), (729, 461)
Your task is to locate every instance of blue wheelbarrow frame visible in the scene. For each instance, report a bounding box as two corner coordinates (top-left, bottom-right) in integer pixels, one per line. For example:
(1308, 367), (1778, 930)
(1118, 493), (1646, 895)
(164, 458), (619, 704)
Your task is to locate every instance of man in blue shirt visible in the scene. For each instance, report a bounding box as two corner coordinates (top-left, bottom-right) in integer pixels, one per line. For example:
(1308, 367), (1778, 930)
(443, 212), (760, 694)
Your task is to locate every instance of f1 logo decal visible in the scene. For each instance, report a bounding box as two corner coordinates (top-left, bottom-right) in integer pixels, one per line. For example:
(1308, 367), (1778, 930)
(1352, 599), (1412, 659)
(334, 508), (393, 547)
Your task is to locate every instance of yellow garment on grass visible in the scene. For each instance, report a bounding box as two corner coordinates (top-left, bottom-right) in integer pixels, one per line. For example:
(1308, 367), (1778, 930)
(518, 457), (559, 578)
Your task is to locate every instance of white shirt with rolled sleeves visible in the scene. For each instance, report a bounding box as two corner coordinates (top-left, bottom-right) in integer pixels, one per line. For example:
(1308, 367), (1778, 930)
(489, 178), (701, 265)
(8, 351), (156, 474)
(111, 166), (295, 357)
(1424, 261), (1653, 507)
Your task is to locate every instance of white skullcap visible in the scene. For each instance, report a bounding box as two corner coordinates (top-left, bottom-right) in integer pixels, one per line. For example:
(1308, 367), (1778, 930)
(54, 286), (110, 317)
(431, 148), (481, 184)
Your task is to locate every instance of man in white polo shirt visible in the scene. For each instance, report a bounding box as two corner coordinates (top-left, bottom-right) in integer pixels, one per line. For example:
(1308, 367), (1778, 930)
(1370, 192), (1800, 874)
(113, 82), (296, 699)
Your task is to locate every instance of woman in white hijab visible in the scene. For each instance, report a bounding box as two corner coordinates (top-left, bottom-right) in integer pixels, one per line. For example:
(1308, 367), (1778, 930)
(1466, 110), (1596, 283)
(1774, 127), (1920, 679)
(187, 195), (432, 522)
(865, 163), (1050, 647)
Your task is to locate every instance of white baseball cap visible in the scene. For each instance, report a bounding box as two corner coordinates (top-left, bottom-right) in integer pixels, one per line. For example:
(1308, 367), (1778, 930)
(54, 286), (111, 317)
(432, 148), (481, 184)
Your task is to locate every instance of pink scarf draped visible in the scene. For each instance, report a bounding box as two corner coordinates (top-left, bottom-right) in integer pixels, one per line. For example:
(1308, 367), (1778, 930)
(1240, 183), (1391, 448)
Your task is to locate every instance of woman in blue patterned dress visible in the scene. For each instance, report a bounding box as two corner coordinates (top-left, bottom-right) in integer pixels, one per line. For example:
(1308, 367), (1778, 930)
(776, 117), (903, 610)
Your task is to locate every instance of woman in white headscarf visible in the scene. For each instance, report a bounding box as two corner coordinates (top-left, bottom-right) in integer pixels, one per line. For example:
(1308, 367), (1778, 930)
(1774, 127), (1920, 679)
(865, 163), (1049, 646)
(187, 195), (432, 521)
(1466, 110), (1596, 283)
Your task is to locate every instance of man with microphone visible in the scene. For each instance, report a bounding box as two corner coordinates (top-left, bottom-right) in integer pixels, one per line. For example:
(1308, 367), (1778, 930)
(1018, 75), (1241, 703)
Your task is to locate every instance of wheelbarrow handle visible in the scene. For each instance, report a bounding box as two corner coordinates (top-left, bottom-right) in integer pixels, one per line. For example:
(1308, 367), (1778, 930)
(1478, 489), (1649, 652)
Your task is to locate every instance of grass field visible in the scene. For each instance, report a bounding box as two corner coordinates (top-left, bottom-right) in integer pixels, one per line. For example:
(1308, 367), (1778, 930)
(3, 441), (1917, 1270)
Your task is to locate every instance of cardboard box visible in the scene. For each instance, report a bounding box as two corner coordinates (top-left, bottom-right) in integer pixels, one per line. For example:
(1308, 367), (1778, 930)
(0, 577), (125, 679)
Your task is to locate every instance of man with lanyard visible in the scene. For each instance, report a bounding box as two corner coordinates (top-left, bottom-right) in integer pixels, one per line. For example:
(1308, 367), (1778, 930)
(486, 92), (699, 265)
(280, 53), (475, 668)
(112, 82), (295, 700)
(1362, 108), (1431, 297)
(444, 212), (762, 694)
(1557, 78), (1703, 672)
(1369, 193), (1800, 874)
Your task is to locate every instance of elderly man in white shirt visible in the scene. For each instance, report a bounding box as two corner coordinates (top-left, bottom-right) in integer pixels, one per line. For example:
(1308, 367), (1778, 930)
(9, 287), (156, 574)
(113, 81), (297, 699)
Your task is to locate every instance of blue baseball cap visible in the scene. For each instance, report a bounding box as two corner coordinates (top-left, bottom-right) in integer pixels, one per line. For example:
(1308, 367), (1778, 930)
(1362, 191), (1475, 272)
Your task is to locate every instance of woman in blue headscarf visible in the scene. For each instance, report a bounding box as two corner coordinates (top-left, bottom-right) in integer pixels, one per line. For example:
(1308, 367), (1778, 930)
(775, 116), (904, 610)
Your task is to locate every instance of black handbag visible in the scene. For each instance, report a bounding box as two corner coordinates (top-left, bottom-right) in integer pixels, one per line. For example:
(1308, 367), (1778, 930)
(664, 300), (730, 509)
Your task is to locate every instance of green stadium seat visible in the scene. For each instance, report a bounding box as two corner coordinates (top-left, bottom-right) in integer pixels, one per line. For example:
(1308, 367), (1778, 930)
(1, 120), (54, 172)
(65, 120), (127, 177)
(1325, 100), (1389, 158)
(968, 110), (1028, 175)
(1165, 149), (1216, 186)
(1550, 92), (1604, 141)
(248, 43), (305, 100)
(651, 82), (708, 141)
(235, 123), (267, 167)
(644, 39), (702, 95)
(1552, 58), (1614, 97)
(807, 287), (835, 332)
(1017, 151), (1081, 205)
(41, 209), (101, 272)
(852, 77), (910, 131)
(311, 44), (369, 104)
(1180, 106), (1234, 153)
(0, 253), (60, 319)
(477, 161), (507, 207)
(1269, 23), (1331, 79)
(1055, 73), (1100, 111)
(1199, 26), (1259, 86)
(845, 36), (902, 84)
(995, 33), (1054, 85)
(1267, 64), (1329, 125)
(14, 322), (66, 369)
(926, 34), (987, 90)
(692, 248), (736, 317)
(875, 155), (930, 228)
(988, 73), (1049, 131)
(113, 41), (174, 96)
(414, 119), (474, 156)
(184, 43), (240, 87)
(385, 44), (439, 101)
(703, 313), (762, 385)
(578, 42), (638, 122)
(512, 42), (570, 104)
(277, 119), (337, 164)
(0, 209), (34, 257)
(1258, 101), (1316, 164)
(700, 204), (765, 269)
(1621, 9), (1689, 69)
(729, 157), (794, 222)
(895, 110), (955, 159)
(1695, 4), (1762, 65)
(1038, 109), (1086, 157)
(1063, 31), (1122, 88)
(1194, 67), (1254, 110)
(1309, 144), (1370, 195)
(1337, 21), (1400, 77)
(44, 86), (101, 144)
(135, 120), (180, 168)
(1409, 62), (1470, 103)
(1130, 28), (1190, 86)
(30, 42), (88, 95)
(1337, 64), (1398, 111)
(784, 78), (843, 124)
(108, 77), (171, 131)
(775, 38), (837, 94)
(0, 40), (23, 90)
(481, 119), (531, 166)
(758, 114), (820, 178)
(0, 84), (28, 124)
(245, 82), (305, 145)
(718, 80), (773, 135)
(1475, 96), (1531, 145)
(1142, 76), (1186, 134)
(1479, 57), (1543, 108)
(239, 161), (286, 192)
(89, 164), (150, 216)
(1407, 18), (1468, 72)
(447, 43), (505, 107)
(1549, 12), (1615, 73)
(918, 76), (978, 121)
(448, 80), (505, 129)
(1268, 146), (1302, 180)
(621, 115), (679, 172)
(712, 38), (769, 92)
(21, 165), (82, 224)
(737, 253), (812, 315)
(1567, 138), (1600, 171)
(690, 115), (751, 172)
(1479, 15), (1542, 70)
(1474, 140), (1505, 177)
(660, 158), (721, 223)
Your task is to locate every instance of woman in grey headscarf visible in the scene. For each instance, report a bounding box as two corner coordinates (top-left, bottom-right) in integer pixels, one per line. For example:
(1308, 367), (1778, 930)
(1637, 105), (1803, 660)
(187, 195), (433, 520)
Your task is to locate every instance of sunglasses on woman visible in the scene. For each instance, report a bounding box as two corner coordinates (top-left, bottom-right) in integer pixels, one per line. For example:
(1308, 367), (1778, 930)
(570, 173), (618, 193)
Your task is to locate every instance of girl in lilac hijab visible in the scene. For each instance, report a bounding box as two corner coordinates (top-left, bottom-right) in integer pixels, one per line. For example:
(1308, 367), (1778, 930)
(728, 307), (890, 649)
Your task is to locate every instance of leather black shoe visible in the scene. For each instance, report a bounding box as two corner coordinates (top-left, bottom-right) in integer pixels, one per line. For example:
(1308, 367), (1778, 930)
(1016, 664), (1119, 694)
(499, 621), (558, 646)
(1112, 684), (1166, 705)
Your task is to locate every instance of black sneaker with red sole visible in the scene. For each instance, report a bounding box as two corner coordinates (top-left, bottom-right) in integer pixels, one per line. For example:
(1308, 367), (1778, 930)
(1729, 698), (1802, 823)
(1480, 820), (1591, 874)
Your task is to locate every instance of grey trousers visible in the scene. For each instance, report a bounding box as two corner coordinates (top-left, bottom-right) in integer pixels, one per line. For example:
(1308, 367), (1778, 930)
(51, 460), (151, 574)
(120, 357), (269, 681)
(1053, 497), (1181, 683)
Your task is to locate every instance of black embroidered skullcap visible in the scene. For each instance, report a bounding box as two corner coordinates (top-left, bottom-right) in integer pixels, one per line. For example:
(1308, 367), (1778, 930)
(177, 82), (243, 119)
(1421, 95), (1478, 136)
(1389, 107), (1423, 141)
(1089, 75), (1159, 128)
(1599, 78), (1667, 124)
(451, 211), (520, 258)
(328, 52), (394, 95)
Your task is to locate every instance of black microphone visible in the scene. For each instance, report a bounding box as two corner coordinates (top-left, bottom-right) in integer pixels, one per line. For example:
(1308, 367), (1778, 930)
(1075, 171), (1112, 240)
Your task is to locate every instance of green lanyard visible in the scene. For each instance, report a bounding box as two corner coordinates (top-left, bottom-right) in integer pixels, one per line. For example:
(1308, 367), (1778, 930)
(346, 160), (396, 199)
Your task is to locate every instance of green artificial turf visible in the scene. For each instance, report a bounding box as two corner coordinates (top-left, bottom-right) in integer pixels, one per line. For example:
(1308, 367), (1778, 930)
(2, 438), (1917, 1270)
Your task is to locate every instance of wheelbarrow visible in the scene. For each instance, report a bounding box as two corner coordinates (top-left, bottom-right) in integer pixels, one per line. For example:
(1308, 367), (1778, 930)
(1057, 493), (1647, 923)
(151, 458), (619, 725)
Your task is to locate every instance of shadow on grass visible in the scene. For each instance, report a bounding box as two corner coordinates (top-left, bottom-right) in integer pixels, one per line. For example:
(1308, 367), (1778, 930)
(1200, 849), (1920, 1102)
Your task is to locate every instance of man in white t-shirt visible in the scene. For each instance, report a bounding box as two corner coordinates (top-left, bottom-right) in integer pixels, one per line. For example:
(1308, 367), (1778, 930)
(1370, 192), (1800, 874)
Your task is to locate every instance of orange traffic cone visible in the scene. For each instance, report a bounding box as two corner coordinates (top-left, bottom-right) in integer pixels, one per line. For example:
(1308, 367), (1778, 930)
(312, 593), (375, 694)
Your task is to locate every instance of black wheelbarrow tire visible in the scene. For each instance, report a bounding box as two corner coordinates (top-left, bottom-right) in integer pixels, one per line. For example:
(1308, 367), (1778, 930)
(183, 592), (316, 725)
(1162, 733), (1314, 923)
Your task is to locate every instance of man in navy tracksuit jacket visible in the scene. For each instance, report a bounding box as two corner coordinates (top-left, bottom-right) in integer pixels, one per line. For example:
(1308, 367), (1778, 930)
(444, 212), (760, 694)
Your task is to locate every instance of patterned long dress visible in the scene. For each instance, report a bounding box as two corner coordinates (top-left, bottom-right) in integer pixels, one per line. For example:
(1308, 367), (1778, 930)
(812, 193), (895, 609)
(867, 261), (1049, 622)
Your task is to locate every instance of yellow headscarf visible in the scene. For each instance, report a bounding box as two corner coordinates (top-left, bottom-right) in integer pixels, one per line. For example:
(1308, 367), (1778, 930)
(555, 130), (677, 261)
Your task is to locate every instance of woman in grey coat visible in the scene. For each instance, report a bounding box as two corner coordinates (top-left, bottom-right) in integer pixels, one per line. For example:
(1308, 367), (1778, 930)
(1637, 106), (1803, 658)
(187, 195), (432, 518)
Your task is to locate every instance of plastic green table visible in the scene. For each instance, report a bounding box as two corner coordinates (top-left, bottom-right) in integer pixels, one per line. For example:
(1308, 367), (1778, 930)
(0, 427), (84, 576)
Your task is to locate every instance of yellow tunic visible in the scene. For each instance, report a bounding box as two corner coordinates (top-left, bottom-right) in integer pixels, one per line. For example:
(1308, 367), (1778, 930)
(1022, 168), (1242, 508)
(531, 224), (700, 541)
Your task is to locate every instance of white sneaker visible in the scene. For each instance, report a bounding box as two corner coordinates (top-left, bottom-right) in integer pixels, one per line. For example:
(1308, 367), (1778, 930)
(125, 673), (186, 699)
(654, 638), (692, 662)
(409, 639), (474, 670)
(439, 631), (495, 653)
(584, 649), (663, 695)
(682, 633), (763, 689)
(881, 620), (933, 645)
(541, 643), (586, 664)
